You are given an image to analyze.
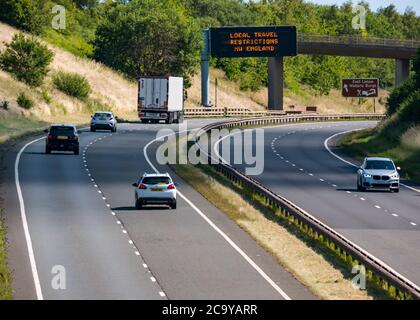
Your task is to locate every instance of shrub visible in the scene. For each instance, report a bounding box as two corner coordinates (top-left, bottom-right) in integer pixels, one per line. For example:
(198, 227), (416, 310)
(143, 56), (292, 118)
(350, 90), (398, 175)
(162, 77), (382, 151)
(17, 93), (34, 109)
(41, 90), (52, 104)
(386, 76), (417, 116)
(0, 33), (54, 87)
(381, 90), (420, 141)
(52, 71), (91, 99)
(0, 99), (9, 110)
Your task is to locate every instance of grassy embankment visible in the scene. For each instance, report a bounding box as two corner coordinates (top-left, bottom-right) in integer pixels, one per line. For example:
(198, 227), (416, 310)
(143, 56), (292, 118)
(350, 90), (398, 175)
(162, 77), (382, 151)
(340, 125), (420, 182)
(0, 21), (139, 143)
(340, 76), (420, 185)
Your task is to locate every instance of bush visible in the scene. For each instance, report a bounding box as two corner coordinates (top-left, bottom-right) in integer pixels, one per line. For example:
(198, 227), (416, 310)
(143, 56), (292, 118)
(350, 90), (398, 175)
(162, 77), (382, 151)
(41, 90), (52, 104)
(17, 93), (34, 109)
(386, 76), (417, 116)
(0, 99), (9, 110)
(0, 33), (54, 87)
(52, 71), (91, 99)
(381, 90), (420, 141)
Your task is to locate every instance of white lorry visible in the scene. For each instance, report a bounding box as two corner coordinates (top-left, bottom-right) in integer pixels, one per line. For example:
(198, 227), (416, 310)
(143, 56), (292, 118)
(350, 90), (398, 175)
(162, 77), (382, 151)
(137, 76), (184, 124)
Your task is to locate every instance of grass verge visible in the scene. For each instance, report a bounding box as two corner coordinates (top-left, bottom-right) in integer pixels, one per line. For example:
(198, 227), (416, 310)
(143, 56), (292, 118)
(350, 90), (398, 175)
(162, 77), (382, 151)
(0, 117), (47, 144)
(340, 128), (420, 183)
(0, 210), (12, 299)
(170, 138), (388, 300)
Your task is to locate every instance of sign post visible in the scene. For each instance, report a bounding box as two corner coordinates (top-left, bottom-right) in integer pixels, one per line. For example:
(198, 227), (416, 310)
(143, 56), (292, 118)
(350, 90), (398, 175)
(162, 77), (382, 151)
(202, 26), (297, 110)
(342, 78), (379, 113)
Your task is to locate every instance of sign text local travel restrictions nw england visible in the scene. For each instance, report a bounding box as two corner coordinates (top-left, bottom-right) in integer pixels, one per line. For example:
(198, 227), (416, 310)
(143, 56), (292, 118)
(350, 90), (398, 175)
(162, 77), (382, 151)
(210, 26), (297, 58)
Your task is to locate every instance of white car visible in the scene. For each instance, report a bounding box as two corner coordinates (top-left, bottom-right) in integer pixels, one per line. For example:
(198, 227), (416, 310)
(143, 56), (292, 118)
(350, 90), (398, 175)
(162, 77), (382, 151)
(133, 173), (177, 209)
(357, 157), (400, 192)
(90, 111), (117, 132)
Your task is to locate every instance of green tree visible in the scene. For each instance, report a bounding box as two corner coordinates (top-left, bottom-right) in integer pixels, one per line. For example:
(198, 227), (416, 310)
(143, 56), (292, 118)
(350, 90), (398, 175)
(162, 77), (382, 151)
(93, 0), (202, 87)
(386, 49), (420, 116)
(0, 0), (47, 34)
(0, 33), (54, 87)
(414, 49), (420, 88)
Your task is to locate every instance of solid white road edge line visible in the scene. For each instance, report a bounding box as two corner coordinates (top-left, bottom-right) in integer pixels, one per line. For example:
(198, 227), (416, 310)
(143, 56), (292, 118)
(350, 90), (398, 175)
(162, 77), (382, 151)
(143, 130), (291, 300)
(14, 126), (92, 300)
(324, 129), (420, 193)
(15, 136), (45, 300)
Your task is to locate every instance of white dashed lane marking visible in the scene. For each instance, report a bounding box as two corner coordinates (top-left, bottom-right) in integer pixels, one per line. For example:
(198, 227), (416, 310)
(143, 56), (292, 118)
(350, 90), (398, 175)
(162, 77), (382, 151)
(270, 125), (419, 230)
(83, 130), (167, 299)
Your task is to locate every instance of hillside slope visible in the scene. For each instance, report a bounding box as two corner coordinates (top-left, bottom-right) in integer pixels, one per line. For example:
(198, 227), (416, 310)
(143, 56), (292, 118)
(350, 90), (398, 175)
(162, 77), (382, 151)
(0, 22), (138, 141)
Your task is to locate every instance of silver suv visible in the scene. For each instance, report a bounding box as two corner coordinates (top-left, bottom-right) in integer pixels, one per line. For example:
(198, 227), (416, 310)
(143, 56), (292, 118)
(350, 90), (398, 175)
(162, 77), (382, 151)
(357, 157), (400, 192)
(90, 111), (117, 132)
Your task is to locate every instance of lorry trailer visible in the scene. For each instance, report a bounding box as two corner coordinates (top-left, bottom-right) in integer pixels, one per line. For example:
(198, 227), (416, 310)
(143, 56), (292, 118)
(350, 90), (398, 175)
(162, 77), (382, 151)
(138, 76), (184, 124)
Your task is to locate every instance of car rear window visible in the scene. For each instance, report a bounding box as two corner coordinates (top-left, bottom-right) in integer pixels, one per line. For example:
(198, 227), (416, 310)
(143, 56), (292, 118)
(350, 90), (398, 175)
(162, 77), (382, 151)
(142, 177), (171, 185)
(50, 126), (75, 136)
(94, 113), (112, 118)
(365, 160), (395, 170)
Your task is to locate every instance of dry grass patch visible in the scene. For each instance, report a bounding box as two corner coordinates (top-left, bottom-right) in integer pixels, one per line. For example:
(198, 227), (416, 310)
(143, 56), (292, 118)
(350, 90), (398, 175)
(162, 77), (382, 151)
(0, 22), (138, 117)
(401, 126), (420, 149)
(172, 161), (387, 300)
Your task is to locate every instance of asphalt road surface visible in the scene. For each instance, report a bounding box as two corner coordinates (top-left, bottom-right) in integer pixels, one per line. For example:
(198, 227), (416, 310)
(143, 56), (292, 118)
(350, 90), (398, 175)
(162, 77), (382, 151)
(218, 120), (420, 287)
(1, 119), (314, 300)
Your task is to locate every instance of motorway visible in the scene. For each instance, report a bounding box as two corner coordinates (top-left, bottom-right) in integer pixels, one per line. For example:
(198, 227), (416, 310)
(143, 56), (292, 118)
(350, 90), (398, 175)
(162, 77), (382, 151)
(1, 119), (314, 300)
(217, 120), (420, 287)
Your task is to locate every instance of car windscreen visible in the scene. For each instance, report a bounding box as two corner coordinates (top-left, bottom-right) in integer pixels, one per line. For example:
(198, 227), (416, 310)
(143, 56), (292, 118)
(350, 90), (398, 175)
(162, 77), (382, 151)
(365, 160), (395, 170)
(142, 177), (171, 185)
(50, 127), (75, 136)
(94, 113), (112, 118)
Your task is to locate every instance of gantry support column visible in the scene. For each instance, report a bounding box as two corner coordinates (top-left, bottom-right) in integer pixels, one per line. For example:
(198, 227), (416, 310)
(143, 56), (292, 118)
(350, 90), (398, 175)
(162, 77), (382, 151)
(201, 29), (211, 107)
(268, 56), (284, 110)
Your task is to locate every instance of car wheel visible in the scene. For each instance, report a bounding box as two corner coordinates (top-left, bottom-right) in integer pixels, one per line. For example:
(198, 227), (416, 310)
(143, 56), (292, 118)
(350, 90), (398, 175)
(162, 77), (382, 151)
(91, 126), (96, 132)
(74, 148), (79, 155)
(135, 199), (143, 209)
(171, 201), (177, 210)
(45, 147), (51, 154)
(393, 188), (399, 193)
(358, 178), (366, 191)
(112, 127), (117, 132)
